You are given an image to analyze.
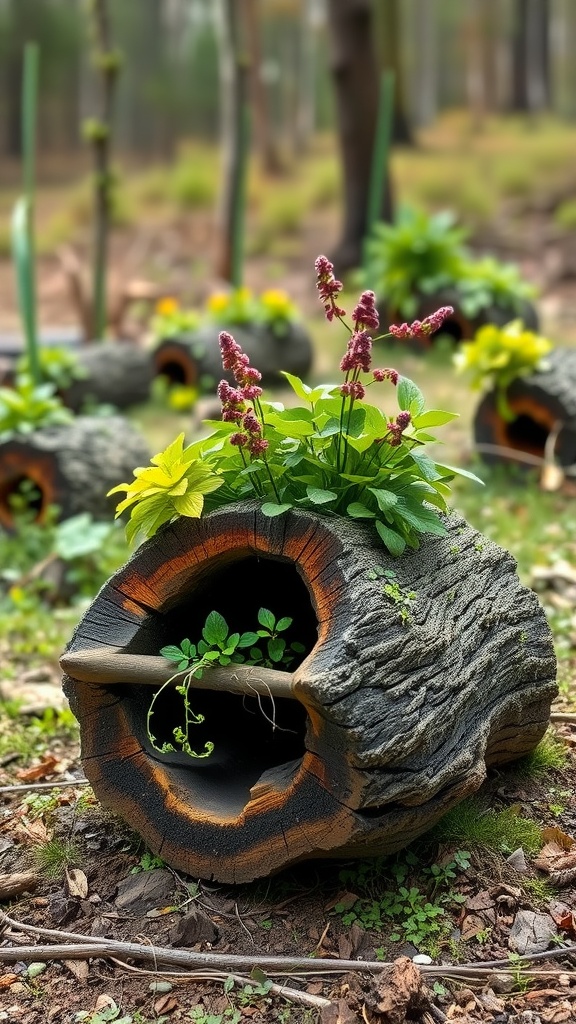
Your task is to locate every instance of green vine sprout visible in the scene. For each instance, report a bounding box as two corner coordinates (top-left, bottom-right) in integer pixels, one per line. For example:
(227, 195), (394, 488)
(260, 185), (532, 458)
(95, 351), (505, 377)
(148, 608), (305, 760)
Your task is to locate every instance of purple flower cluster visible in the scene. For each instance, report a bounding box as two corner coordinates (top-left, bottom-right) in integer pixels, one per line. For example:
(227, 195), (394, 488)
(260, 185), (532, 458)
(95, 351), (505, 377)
(352, 290), (379, 332)
(387, 411), (412, 446)
(218, 332), (268, 456)
(315, 255), (346, 322)
(372, 367), (399, 385)
(389, 306), (454, 340)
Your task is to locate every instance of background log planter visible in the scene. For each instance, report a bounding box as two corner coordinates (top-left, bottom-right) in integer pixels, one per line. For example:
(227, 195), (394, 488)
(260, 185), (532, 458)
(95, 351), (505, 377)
(61, 502), (556, 884)
(380, 292), (539, 352)
(153, 322), (313, 392)
(0, 416), (150, 529)
(473, 348), (576, 470)
(0, 328), (82, 385)
(61, 342), (154, 412)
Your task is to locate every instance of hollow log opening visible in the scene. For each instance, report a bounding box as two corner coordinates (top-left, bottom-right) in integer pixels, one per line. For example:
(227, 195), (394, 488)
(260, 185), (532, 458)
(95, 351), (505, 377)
(119, 554), (318, 817)
(505, 413), (550, 457)
(153, 344), (198, 387)
(0, 473), (46, 527)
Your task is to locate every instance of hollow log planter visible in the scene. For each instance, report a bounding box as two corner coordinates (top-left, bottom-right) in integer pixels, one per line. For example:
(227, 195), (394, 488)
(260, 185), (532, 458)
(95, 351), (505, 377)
(62, 342), (154, 412)
(473, 348), (576, 471)
(60, 502), (556, 883)
(0, 416), (150, 529)
(153, 322), (313, 392)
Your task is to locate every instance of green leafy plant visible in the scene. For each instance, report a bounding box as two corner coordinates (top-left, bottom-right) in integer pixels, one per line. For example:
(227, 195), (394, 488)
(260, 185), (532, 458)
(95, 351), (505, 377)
(457, 257), (537, 319)
(454, 319), (552, 419)
(112, 258), (478, 556)
(362, 207), (536, 322)
(362, 207), (468, 318)
(148, 608), (306, 761)
(0, 377), (72, 441)
(16, 346), (87, 391)
(130, 850), (166, 874)
(334, 849), (470, 951)
(108, 432), (223, 545)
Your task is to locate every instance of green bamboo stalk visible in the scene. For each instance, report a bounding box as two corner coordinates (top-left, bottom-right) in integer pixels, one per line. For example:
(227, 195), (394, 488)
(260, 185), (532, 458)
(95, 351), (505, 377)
(11, 43), (40, 385)
(230, 101), (251, 290)
(362, 69), (395, 275)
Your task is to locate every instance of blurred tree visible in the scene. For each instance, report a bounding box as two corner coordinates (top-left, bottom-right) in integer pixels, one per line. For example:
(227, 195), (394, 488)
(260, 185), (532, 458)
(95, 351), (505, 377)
(244, 0), (282, 173)
(214, 0), (250, 283)
(374, 0), (413, 144)
(411, 0), (438, 128)
(327, 0), (393, 271)
(511, 0), (551, 112)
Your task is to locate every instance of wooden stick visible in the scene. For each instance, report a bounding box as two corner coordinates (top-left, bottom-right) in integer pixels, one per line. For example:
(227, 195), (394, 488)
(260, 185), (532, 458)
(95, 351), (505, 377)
(60, 647), (296, 700)
(1, 912), (575, 979)
(0, 873), (38, 901)
(550, 713), (576, 723)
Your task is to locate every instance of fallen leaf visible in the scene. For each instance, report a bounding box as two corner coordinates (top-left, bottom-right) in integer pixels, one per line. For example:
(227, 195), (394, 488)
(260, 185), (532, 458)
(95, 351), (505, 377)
(542, 826), (575, 850)
(464, 890), (494, 912)
(0, 974), (18, 990)
(548, 900), (576, 936)
(325, 891), (359, 912)
(154, 994), (178, 1014)
(541, 463), (564, 492)
(534, 843), (576, 885)
(460, 913), (489, 941)
(66, 867), (88, 900)
(17, 753), (61, 782)
(63, 960), (89, 983)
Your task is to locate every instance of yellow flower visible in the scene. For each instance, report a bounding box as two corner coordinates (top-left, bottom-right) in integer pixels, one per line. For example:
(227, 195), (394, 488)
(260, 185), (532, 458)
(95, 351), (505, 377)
(207, 292), (231, 314)
(260, 289), (293, 316)
(156, 296), (179, 317)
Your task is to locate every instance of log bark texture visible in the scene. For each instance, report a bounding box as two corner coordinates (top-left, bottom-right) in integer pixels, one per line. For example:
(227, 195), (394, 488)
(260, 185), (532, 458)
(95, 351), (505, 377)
(153, 323), (313, 391)
(62, 503), (555, 883)
(0, 416), (150, 528)
(474, 347), (576, 468)
(62, 342), (153, 412)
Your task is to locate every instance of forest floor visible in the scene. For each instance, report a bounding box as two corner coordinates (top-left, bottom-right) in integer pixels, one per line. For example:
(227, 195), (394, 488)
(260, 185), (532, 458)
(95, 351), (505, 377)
(2, 116), (576, 1023)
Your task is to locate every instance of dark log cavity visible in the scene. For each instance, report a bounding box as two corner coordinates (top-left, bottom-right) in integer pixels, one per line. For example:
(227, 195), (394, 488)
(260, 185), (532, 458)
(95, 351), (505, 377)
(62, 342), (153, 412)
(474, 348), (576, 468)
(0, 416), (150, 528)
(62, 503), (556, 883)
(153, 323), (313, 391)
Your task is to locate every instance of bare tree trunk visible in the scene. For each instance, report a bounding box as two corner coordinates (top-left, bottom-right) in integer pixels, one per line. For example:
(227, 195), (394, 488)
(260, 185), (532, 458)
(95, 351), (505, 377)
(375, 0), (413, 145)
(510, 0), (550, 112)
(294, 0), (319, 154)
(214, 0), (250, 283)
(327, 0), (393, 272)
(412, 0), (437, 128)
(243, 0), (281, 174)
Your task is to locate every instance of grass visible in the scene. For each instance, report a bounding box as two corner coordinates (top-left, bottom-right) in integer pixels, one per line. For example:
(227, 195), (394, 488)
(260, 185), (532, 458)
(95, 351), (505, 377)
(33, 836), (81, 879)
(430, 797), (543, 855)
(513, 731), (569, 778)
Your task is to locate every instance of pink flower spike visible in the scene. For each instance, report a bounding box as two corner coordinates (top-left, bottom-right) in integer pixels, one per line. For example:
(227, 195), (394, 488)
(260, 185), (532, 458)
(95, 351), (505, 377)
(372, 368), (399, 385)
(352, 290), (379, 332)
(389, 306), (454, 340)
(340, 380), (366, 400)
(230, 432), (248, 447)
(315, 254), (346, 323)
(248, 437), (269, 457)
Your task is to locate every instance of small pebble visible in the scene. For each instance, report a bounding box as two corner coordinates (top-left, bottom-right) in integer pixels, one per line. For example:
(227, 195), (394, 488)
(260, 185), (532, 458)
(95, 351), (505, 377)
(412, 953), (432, 965)
(149, 981), (173, 994)
(26, 962), (47, 979)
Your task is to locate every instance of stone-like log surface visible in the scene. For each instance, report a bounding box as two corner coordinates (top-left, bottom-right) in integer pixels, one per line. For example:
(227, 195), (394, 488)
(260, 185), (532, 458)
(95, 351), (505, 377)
(62, 503), (556, 883)
(474, 347), (576, 469)
(153, 323), (313, 391)
(0, 416), (150, 528)
(62, 342), (153, 412)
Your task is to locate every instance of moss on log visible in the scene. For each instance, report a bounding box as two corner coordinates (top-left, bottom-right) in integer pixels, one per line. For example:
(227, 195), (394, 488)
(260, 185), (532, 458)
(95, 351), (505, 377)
(0, 416), (150, 528)
(61, 503), (556, 883)
(474, 348), (576, 469)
